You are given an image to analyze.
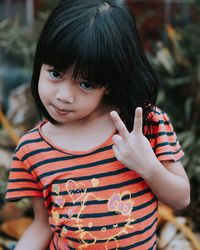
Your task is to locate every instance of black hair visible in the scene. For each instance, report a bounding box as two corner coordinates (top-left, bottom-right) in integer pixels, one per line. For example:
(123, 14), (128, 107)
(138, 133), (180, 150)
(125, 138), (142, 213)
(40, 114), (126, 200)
(31, 0), (159, 134)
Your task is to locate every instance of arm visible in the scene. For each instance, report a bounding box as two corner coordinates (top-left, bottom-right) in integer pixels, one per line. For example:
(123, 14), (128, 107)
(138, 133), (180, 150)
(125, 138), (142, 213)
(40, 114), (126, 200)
(15, 197), (52, 250)
(139, 159), (190, 210)
(110, 107), (190, 211)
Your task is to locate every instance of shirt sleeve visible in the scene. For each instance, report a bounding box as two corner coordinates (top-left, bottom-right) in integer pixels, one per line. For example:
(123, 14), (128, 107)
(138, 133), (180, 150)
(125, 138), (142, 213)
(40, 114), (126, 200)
(154, 110), (184, 162)
(5, 154), (43, 202)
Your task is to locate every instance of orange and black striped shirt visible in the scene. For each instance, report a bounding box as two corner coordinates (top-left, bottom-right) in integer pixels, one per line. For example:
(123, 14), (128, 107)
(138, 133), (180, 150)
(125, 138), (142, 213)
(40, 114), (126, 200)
(6, 108), (184, 249)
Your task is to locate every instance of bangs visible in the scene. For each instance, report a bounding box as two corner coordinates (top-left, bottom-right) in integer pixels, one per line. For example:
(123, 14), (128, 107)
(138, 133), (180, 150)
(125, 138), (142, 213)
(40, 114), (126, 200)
(40, 7), (122, 89)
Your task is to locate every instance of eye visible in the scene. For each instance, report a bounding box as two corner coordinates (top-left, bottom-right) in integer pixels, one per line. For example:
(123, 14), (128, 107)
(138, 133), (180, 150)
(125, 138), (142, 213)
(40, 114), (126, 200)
(80, 82), (93, 90)
(48, 70), (64, 80)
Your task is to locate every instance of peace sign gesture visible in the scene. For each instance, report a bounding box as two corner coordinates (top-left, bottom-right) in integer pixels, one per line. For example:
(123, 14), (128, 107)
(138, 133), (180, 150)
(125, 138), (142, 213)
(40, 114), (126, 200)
(110, 107), (158, 176)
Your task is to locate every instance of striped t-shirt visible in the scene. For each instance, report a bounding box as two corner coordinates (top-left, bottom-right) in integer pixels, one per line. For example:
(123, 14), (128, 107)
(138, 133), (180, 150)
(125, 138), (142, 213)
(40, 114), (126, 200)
(6, 108), (184, 250)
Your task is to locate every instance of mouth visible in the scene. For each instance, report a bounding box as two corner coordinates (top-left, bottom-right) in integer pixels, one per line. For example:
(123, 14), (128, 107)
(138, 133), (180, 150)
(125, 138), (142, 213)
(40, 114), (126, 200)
(52, 104), (73, 115)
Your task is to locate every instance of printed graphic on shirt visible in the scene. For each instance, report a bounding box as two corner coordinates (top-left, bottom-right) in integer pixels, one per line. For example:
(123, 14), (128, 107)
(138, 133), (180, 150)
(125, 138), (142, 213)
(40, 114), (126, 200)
(51, 179), (135, 249)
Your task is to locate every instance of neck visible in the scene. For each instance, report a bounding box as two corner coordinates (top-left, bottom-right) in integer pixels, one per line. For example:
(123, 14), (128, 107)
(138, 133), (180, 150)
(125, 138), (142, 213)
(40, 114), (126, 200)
(47, 105), (117, 134)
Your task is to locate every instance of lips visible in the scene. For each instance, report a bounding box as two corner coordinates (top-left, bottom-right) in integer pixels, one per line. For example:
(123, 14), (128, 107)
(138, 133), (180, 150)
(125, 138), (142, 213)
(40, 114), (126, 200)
(51, 104), (73, 115)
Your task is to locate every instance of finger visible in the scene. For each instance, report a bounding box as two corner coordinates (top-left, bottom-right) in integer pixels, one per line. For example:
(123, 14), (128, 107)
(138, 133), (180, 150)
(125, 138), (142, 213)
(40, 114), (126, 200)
(112, 145), (122, 162)
(112, 134), (123, 148)
(110, 111), (129, 139)
(133, 107), (143, 134)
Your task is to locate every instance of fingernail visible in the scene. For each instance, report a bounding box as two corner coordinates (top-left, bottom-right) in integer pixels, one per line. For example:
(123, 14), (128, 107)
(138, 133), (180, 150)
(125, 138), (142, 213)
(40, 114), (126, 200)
(110, 111), (116, 117)
(136, 107), (142, 112)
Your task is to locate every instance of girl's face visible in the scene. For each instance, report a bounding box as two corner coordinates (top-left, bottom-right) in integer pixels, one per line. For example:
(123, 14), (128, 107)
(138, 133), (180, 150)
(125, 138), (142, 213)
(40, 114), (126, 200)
(38, 64), (108, 126)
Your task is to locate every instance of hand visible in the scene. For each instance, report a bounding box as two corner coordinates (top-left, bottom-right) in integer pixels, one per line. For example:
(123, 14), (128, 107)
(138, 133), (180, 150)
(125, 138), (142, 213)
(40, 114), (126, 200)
(110, 107), (158, 177)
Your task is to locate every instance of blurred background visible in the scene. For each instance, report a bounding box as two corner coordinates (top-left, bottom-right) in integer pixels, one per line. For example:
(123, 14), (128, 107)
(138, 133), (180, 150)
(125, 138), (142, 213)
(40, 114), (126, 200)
(0, 0), (199, 249)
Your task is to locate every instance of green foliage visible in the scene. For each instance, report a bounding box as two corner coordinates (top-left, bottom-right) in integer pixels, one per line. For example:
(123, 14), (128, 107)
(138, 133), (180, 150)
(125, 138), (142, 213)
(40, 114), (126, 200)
(0, 0), (59, 68)
(149, 1), (200, 229)
(0, 19), (36, 67)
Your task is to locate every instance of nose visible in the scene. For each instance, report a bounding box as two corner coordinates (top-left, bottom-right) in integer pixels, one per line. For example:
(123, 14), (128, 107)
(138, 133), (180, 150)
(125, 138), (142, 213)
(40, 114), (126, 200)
(55, 82), (74, 103)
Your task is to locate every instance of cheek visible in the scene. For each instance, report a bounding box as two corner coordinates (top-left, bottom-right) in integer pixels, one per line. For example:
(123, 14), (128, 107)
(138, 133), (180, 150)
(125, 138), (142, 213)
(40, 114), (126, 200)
(38, 74), (52, 100)
(38, 80), (50, 105)
(93, 89), (106, 102)
(87, 95), (105, 109)
(95, 91), (107, 105)
(38, 81), (44, 101)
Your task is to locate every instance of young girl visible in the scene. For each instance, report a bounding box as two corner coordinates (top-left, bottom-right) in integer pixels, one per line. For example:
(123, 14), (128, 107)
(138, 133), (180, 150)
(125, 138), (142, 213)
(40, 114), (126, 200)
(6, 0), (190, 249)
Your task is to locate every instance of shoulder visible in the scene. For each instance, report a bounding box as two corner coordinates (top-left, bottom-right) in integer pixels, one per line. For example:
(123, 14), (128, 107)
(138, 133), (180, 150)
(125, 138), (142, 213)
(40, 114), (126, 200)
(14, 121), (44, 158)
(17, 122), (43, 145)
(144, 106), (175, 141)
(147, 107), (184, 161)
(148, 106), (170, 124)
(149, 106), (167, 119)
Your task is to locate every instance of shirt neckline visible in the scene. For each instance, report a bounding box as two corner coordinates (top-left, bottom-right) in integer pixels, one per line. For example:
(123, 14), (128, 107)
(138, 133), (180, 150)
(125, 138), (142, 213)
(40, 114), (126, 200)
(38, 120), (116, 156)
